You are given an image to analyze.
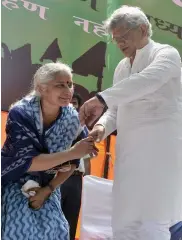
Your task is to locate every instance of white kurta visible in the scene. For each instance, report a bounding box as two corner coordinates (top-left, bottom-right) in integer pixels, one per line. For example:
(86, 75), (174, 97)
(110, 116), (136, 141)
(97, 40), (182, 232)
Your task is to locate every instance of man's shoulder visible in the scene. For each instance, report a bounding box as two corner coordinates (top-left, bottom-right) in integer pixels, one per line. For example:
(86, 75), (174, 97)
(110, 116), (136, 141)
(149, 41), (181, 69)
(152, 39), (172, 49)
(151, 40), (180, 57)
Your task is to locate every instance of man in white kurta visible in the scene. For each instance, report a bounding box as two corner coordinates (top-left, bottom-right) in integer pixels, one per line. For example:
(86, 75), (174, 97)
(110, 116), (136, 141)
(79, 6), (182, 240)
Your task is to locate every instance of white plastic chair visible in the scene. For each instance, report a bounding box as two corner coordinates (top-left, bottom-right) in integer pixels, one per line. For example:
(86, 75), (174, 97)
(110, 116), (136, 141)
(80, 175), (113, 240)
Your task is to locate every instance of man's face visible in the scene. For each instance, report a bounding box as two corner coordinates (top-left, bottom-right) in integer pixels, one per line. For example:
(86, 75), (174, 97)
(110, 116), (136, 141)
(112, 25), (147, 58)
(71, 97), (79, 111)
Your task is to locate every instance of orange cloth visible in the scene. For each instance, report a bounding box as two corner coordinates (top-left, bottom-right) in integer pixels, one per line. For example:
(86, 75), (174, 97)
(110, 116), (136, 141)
(1, 111), (8, 147)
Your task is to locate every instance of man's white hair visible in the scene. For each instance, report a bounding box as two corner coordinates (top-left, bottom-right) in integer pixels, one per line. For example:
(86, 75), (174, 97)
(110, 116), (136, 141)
(105, 5), (152, 37)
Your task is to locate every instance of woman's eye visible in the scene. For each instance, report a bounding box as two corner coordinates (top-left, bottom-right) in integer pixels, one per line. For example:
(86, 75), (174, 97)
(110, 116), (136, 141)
(55, 83), (73, 88)
(56, 84), (64, 88)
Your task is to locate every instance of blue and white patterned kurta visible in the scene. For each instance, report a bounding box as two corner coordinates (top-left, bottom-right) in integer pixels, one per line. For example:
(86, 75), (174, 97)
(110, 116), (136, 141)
(1, 95), (82, 240)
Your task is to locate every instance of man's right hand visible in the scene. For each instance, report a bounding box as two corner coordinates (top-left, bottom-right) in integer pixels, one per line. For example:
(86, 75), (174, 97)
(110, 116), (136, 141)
(89, 125), (105, 143)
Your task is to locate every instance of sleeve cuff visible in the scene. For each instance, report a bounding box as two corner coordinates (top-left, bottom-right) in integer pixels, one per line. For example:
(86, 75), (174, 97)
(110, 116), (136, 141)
(96, 93), (108, 109)
(94, 121), (108, 140)
(99, 91), (114, 109)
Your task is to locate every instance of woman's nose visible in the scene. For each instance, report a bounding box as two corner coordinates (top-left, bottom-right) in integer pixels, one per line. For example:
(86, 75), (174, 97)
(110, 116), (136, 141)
(63, 86), (73, 96)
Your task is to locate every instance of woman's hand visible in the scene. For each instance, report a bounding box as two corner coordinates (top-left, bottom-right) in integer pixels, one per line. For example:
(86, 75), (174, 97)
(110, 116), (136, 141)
(89, 124), (105, 142)
(27, 186), (52, 210)
(70, 136), (99, 159)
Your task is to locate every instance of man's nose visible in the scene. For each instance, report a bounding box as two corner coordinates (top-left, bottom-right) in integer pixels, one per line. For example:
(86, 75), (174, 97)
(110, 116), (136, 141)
(117, 40), (125, 48)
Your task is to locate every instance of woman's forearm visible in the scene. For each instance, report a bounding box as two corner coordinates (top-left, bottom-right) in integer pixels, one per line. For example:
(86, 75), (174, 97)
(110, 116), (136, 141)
(28, 150), (75, 172)
(48, 165), (76, 190)
(27, 165), (76, 209)
(28, 136), (96, 172)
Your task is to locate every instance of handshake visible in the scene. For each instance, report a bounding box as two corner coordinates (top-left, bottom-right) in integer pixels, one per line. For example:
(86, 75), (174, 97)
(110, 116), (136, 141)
(70, 125), (105, 159)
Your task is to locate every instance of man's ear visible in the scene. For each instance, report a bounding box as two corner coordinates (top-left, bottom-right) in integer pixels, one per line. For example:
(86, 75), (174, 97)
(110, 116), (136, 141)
(140, 24), (148, 37)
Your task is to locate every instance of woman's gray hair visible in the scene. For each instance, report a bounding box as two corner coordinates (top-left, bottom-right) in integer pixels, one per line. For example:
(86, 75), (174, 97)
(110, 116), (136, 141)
(105, 5), (152, 37)
(32, 62), (72, 96)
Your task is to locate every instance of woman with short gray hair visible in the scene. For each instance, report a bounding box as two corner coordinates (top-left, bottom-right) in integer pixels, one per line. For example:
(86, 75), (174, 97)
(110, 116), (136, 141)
(1, 62), (98, 240)
(80, 5), (182, 240)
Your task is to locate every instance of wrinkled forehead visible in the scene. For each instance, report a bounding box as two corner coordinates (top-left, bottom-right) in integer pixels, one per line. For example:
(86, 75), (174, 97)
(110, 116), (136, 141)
(52, 74), (73, 84)
(112, 25), (130, 37)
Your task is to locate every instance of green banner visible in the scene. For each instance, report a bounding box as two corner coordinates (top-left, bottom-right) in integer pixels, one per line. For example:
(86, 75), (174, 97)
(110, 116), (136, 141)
(1, 0), (182, 110)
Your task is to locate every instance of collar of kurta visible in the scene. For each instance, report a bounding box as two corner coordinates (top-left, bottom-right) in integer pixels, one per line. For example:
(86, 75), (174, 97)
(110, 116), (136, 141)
(125, 39), (154, 67)
(136, 39), (153, 56)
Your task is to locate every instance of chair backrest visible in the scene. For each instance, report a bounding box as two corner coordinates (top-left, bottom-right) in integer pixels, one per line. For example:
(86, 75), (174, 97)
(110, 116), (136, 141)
(80, 175), (113, 240)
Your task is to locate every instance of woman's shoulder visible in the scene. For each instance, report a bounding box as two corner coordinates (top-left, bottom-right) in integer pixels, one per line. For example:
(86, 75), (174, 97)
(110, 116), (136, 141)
(9, 95), (38, 120)
(63, 104), (79, 118)
(61, 104), (80, 130)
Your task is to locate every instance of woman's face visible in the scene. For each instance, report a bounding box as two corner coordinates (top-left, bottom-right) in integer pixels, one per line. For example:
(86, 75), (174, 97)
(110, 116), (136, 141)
(39, 74), (74, 107)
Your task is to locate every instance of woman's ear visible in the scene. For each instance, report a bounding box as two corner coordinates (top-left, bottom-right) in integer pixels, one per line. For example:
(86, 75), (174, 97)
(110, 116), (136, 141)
(37, 84), (46, 95)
